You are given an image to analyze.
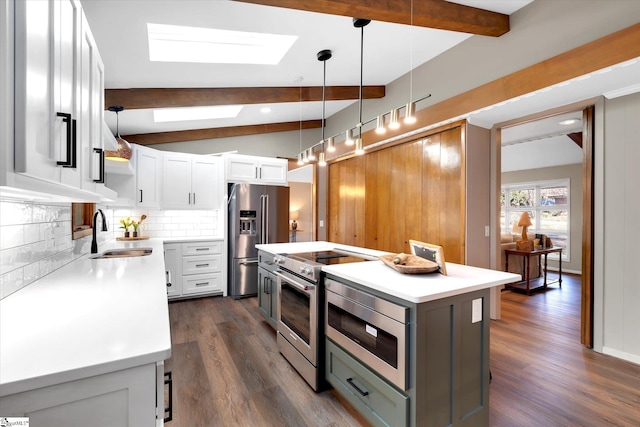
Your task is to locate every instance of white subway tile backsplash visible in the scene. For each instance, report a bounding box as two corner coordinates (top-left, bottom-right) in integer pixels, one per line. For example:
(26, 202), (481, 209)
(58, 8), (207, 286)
(1, 201), (222, 299)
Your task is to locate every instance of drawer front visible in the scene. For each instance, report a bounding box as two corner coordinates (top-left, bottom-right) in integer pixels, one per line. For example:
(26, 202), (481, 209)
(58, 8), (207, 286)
(182, 254), (221, 275)
(182, 241), (222, 256)
(183, 273), (222, 295)
(326, 339), (408, 427)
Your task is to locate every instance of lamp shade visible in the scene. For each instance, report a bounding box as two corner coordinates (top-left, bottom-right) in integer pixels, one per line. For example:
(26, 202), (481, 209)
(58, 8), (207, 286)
(290, 211), (299, 221)
(518, 212), (532, 227)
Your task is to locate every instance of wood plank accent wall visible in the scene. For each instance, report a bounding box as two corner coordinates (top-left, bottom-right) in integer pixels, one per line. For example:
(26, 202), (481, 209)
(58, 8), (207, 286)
(328, 126), (466, 262)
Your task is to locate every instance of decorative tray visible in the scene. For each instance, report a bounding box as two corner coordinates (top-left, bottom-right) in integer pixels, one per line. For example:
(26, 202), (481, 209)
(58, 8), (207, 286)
(116, 236), (150, 241)
(379, 254), (439, 274)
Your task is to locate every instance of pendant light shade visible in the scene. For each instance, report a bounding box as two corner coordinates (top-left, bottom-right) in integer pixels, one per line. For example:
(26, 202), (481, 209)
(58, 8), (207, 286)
(297, 153), (304, 165)
(345, 129), (354, 146)
(307, 148), (316, 162)
(389, 108), (400, 129)
(375, 114), (386, 134)
(327, 136), (335, 152)
(302, 150), (309, 163)
(355, 138), (364, 155)
(318, 151), (326, 166)
(404, 101), (416, 124)
(105, 106), (132, 162)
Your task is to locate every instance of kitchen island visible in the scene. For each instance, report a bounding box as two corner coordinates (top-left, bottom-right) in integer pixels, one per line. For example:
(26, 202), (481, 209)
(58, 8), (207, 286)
(257, 241), (519, 427)
(0, 238), (171, 426)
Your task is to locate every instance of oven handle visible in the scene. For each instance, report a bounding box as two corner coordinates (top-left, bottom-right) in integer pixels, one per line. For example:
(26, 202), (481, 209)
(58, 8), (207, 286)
(274, 270), (312, 292)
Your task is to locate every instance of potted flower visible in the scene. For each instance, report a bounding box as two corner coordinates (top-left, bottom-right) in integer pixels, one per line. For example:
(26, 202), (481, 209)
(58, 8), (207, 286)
(133, 214), (147, 237)
(119, 217), (132, 238)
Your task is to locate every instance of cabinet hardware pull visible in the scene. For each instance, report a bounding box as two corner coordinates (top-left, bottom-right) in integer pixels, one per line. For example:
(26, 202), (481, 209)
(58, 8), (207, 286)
(264, 276), (270, 294)
(255, 166), (258, 178)
(195, 282), (209, 286)
(93, 148), (104, 183)
(139, 189), (143, 203)
(195, 263), (209, 267)
(164, 371), (173, 422)
(193, 193), (196, 204)
(195, 248), (210, 251)
(346, 378), (370, 396)
(188, 193), (191, 204)
(56, 112), (73, 167)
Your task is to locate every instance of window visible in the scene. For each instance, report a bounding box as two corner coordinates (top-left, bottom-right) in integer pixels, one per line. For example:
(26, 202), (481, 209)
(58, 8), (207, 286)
(72, 203), (95, 240)
(501, 179), (569, 260)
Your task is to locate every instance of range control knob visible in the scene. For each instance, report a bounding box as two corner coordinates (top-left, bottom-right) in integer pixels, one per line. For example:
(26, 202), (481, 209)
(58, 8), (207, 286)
(304, 266), (313, 276)
(274, 256), (284, 265)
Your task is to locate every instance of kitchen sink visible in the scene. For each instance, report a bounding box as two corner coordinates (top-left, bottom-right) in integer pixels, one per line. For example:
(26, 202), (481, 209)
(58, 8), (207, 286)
(91, 248), (153, 259)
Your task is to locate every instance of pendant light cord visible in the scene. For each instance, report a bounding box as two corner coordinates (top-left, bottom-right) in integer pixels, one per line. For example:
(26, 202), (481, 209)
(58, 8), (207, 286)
(322, 59), (326, 142)
(358, 25), (364, 138)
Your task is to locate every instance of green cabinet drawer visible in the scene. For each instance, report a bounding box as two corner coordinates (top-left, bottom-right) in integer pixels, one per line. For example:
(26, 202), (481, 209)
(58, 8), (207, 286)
(326, 339), (409, 427)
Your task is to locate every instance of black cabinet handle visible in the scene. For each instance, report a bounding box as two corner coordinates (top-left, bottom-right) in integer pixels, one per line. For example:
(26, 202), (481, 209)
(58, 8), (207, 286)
(56, 112), (73, 167)
(264, 276), (270, 294)
(93, 148), (104, 183)
(71, 119), (77, 168)
(346, 377), (370, 397)
(193, 192), (196, 204)
(188, 193), (191, 204)
(164, 371), (173, 422)
(139, 189), (143, 203)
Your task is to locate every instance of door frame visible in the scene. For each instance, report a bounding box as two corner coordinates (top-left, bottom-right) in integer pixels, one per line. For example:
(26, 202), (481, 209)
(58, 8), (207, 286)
(491, 100), (595, 346)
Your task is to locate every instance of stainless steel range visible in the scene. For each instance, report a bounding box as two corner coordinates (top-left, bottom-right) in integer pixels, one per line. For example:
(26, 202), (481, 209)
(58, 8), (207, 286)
(273, 249), (377, 390)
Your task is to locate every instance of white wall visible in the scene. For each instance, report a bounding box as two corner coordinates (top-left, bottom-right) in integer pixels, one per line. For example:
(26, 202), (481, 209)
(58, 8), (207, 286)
(598, 92), (640, 363)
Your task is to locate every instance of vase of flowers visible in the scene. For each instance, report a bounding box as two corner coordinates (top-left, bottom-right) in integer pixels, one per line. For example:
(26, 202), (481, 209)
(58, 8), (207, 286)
(132, 214), (147, 238)
(119, 216), (132, 238)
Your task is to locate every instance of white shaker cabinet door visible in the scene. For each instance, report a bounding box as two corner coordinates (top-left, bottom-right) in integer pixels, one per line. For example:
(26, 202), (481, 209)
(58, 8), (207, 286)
(191, 156), (220, 209)
(136, 146), (161, 208)
(162, 153), (192, 209)
(14, 0), (82, 188)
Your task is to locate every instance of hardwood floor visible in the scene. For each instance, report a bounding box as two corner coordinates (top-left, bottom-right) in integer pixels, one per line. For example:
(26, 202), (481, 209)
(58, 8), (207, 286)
(166, 275), (640, 426)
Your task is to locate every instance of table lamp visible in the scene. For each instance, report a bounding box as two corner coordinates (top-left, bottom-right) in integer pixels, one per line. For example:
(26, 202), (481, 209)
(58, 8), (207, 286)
(516, 212), (534, 251)
(290, 211), (299, 230)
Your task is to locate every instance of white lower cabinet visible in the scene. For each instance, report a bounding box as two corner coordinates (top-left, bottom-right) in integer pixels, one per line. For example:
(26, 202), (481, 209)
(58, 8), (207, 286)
(0, 362), (167, 427)
(164, 240), (223, 300)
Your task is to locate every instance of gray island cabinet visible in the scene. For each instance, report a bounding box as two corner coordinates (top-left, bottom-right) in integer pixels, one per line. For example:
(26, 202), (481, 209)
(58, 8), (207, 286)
(323, 261), (519, 427)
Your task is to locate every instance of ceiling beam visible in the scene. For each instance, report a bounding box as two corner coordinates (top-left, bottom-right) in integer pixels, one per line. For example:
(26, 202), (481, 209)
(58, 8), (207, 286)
(105, 86), (385, 110)
(232, 0), (509, 36)
(124, 120), (322, 145)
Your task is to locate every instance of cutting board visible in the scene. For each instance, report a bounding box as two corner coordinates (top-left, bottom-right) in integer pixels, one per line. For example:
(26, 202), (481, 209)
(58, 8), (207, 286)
(116, 236), (150, 241)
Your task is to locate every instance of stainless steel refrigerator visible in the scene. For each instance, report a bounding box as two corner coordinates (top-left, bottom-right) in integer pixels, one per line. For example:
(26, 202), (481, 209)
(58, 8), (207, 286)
(228, 183), (290, 299)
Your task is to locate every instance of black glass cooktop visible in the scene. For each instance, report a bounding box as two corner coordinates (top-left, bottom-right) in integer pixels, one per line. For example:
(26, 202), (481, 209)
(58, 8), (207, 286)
(288, 250), (375, 265)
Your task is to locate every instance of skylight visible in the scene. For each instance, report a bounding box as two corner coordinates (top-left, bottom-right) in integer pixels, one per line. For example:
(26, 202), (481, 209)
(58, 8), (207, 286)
(153, 105), (243, 123)
(147, 23), (298, 64)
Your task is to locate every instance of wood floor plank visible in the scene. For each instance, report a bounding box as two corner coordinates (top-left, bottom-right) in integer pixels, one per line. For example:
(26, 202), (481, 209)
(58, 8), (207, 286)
(250, 385), (308, 426)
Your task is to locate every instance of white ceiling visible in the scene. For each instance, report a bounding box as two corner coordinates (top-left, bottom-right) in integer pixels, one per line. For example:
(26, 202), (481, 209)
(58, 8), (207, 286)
(82, 0), (640, 172)
(81, 0), (533, 135)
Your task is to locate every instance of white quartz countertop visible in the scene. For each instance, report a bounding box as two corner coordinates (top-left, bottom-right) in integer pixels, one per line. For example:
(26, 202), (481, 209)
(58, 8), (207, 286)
(323, 261), (520, 303)
(0, 238), (171, 397)
(257, 241), (519, 304)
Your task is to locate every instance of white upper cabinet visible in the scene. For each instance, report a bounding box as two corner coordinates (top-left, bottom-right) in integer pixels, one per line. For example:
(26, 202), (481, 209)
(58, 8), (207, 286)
(8, 0), (110, 202)
(225, 154), (288, 185)
(14, 0), (82, 187)
(136, 145), (161, 208)
(162, 153), (221, 209)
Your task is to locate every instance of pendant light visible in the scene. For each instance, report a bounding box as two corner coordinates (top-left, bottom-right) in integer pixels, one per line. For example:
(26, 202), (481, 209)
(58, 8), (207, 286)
(353, 18), (370, 155)
(105, 106), (132, 162)
(317, 49), (332, 167)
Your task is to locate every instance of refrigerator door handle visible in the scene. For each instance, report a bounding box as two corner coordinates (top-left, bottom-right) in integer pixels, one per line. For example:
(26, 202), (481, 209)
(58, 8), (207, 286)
(259, 194), (265, 244)
(264, 194), (269, 244)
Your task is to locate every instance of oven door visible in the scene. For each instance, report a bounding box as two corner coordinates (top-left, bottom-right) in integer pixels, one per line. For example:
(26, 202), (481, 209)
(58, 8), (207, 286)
(275, 269), (318, 366)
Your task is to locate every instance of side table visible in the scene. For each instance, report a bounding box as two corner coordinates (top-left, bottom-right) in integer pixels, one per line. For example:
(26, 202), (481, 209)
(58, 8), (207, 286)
(504, 246), (563, 295)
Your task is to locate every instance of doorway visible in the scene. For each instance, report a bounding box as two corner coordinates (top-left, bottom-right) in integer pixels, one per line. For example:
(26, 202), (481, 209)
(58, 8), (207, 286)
(496, 106), (594, 347)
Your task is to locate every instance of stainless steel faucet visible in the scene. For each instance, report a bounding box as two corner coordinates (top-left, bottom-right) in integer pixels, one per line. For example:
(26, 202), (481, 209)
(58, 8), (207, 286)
(91, 209), (108, 254)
